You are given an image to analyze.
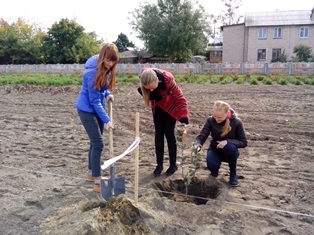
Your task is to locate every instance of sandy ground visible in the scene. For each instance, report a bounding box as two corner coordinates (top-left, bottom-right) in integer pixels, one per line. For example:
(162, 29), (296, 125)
(0, 83), (313, 235)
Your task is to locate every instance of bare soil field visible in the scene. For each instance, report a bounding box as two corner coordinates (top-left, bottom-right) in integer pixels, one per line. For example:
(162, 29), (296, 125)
(0, 83), (313, 235)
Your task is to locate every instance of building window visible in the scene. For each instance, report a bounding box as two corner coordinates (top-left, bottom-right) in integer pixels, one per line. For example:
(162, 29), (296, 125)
(257, 49), (266, 61)
(211, 51), (222, 58)
(258, 28), (267, 39)
(299, 27), (309, 38)
(273, 27), (282, 38)
(272, 49), (282, 62)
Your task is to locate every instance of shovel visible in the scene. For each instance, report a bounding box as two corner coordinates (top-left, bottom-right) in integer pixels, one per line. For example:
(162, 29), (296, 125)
(100, 100), (126, 201)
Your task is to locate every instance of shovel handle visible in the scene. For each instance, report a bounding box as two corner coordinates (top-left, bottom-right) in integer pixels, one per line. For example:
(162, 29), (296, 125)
(108, 101), (113, 158)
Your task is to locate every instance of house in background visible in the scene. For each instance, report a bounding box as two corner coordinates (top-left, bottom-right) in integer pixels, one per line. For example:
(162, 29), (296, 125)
(221, 8), (314, 63)
(191, 55), (206, 63)
(206, 37), (223, 63)
(119, 50), (139, 64)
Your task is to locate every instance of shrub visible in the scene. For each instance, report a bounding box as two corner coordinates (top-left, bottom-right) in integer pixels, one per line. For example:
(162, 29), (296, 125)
(230, 73), (239, 81)
(289, 77), (302, 85)
(210, 77), (220, 84)
(249, 78), (258, 85)
(221, 77), (233, 84)
(187, 75), (201, 83)
(262, 77), (272, 85)
(303, 78), (314, 85)
(236, 77), (245, 84)
(277, 78), (288, 85)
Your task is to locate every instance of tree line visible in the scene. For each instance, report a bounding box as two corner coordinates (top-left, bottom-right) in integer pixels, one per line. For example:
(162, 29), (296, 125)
(0, 0), (244, 64)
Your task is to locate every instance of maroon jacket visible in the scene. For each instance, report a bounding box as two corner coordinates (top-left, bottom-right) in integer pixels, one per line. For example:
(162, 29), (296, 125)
(142, 68), (189, 124)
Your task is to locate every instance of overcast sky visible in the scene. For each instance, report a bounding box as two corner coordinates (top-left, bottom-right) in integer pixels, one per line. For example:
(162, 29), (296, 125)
(1, 0), (312, 48)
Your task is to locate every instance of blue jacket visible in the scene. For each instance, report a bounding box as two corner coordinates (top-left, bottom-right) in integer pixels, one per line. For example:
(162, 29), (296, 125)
(76, 55), (111, 123)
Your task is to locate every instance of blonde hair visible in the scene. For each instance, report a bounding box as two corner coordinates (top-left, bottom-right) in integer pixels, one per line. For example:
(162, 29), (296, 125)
(213, 100), (232, 137)
(139, 69), (158, 107)
(95, 43), (119, 90)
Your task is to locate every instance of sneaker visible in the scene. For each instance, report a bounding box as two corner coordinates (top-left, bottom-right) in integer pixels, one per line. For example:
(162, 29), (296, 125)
(86, 175), (95, 182)
(229, 174), (239, 187)
(86, 175), (108, 182)
(93, 183), (101, 192)
(166, 165), (178, 176)
(153, 165), (163, 176)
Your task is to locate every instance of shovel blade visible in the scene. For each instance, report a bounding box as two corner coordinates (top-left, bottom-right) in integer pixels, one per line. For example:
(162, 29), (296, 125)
(100, 177), (125, 201)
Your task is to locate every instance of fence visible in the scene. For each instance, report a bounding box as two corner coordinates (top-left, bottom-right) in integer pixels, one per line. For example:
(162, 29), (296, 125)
(0, 62), (313, 75)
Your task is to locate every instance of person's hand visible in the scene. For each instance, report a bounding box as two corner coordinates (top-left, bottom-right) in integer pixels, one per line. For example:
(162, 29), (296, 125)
(180, 124), (187, 140)
(180, 123), (187, 128)
(217, 140), (227, 149)
(192, 142), (202, 152)
(176, 124), (187, 143)
(106, 94), (114, 103)
(178, 118), (188, 140)
(104, 121), (114, 130)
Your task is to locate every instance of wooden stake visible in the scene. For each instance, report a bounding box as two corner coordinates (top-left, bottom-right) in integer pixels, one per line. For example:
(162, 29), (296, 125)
(134, 112), (140, 204)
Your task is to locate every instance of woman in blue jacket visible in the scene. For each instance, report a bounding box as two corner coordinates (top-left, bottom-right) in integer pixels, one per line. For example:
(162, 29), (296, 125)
(76, 43), (119, 192)
(193, 100), (247, 187)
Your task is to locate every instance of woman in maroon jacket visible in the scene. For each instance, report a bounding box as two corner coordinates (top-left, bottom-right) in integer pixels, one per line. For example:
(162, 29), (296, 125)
(138, 68), (189, 176)
(194, 100), (247, 187)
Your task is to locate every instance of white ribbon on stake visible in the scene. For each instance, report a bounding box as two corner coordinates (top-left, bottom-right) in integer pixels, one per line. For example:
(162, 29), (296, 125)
(101, 137), (140, 170)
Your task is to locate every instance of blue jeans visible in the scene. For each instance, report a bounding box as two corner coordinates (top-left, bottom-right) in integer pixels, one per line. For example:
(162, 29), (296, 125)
(206, 143), (239, 176)
(77, 110), (104, 177)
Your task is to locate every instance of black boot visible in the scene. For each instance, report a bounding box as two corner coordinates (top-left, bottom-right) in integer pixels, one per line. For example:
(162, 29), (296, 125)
(166, 165), (178, 176)
(229, 173), (239, 187)
(153, 165), (163, 177)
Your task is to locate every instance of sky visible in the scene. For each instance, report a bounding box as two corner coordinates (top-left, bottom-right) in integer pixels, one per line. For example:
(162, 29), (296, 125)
(1, 0), (313, 48)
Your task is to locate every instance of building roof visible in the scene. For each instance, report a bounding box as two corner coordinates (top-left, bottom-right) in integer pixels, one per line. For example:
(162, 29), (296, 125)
(119, 50), (137, 58)
(208, 37), (223, 44)
(245, 10), (314, 27)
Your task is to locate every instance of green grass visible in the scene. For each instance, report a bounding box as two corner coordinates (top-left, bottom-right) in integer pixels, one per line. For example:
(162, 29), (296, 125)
(0, 73), (313, 86)
(0, 73), (82, 86)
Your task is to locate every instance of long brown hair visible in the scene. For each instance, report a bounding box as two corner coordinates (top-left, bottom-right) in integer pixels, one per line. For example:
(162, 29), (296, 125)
(213, 100), (232, 138)
(94, 43), (119, 90)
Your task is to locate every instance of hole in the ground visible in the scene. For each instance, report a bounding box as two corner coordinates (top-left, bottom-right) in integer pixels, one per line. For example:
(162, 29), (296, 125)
(155, 178), (221, 205)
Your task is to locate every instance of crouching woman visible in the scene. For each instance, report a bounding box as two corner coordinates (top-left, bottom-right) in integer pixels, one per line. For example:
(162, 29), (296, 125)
(193, 100), (247, 187)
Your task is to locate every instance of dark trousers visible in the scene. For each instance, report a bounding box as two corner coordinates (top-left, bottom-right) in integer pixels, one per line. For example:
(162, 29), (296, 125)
(153, 106), (177, 167)
(77, 110), (104, 177)
(206, 143), (239, 176)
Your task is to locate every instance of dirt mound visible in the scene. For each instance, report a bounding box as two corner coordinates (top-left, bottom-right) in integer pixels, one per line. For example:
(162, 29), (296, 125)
(41, 195), (156, 235)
